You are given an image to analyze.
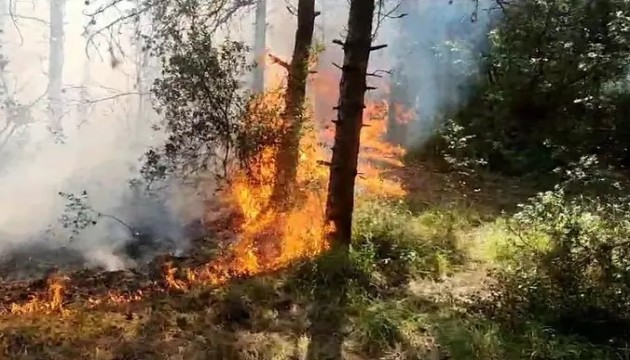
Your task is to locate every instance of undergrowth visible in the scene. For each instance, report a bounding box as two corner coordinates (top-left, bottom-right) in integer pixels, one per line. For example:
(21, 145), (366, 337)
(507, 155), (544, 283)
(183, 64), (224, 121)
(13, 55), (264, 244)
(1, 164), (629, 359)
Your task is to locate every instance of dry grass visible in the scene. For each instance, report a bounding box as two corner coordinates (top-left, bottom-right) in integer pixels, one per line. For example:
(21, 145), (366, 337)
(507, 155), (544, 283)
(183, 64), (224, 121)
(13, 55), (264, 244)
(0, 162), (606, 360)
(0, 277), (303, 360)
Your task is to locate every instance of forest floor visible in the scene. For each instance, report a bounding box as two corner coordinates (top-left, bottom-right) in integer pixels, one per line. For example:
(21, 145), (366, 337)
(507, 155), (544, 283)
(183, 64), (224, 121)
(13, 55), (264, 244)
(0, 160), (601, 360)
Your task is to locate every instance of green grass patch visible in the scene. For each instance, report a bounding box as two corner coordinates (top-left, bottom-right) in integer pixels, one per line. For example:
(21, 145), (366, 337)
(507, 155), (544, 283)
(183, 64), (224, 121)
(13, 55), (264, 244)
(2, 168), (627, 359)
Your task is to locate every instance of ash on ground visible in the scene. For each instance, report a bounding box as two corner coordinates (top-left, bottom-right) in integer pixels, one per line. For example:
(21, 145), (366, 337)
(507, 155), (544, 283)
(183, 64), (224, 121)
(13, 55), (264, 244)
(0, 219), (205, 281)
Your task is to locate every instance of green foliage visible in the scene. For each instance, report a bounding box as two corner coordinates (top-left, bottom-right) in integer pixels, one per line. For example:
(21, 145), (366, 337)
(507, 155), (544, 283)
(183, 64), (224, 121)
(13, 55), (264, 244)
(350, 297), (425, 356)
(485, 158), (630, 349)
(56, 190), (140, 242)
(352, 201), (428, 286)
(288, 200), (469, 356)
(110, 0), (270, 184)
(428, 0), (630, 175)
(428, 308), (619, 360)
(57, 191), (99, 240)
(292, 201), (446, 296)
(300, 200), (469, 289)
(352, 200), (465, 285)
(143, 34), (251, 182)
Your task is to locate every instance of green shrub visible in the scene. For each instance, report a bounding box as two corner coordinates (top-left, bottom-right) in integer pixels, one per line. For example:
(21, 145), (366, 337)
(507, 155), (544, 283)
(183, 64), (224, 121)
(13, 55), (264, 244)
(291, 200), (468, 296)
(349, 297), (424, 356)
(416, 0), (630, 175)
(486, 158), (630, 347)
(352, 200), (462, 287)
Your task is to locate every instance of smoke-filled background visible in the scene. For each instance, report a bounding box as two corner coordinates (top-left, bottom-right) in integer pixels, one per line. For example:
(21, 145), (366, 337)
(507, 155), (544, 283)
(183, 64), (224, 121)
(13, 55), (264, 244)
(0, 0), (191, 273)
(388, 0), (497, 147)
(0, 0), (495, 275)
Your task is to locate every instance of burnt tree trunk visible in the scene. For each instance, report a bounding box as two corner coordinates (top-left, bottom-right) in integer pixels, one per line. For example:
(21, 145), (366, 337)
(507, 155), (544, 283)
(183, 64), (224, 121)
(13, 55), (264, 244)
(325, 0), (377, 246)
(48, 0), (65, 134)
(252, 0), (267, 93)
(270, 0), (316, 207)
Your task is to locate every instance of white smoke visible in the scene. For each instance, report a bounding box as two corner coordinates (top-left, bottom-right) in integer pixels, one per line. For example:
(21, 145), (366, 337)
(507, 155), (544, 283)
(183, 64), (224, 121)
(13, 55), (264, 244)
(238, 0), (496, 149)
(389, 0), (499, 147)
(0, 0), (202, 273)
(0, 0), (498, 275)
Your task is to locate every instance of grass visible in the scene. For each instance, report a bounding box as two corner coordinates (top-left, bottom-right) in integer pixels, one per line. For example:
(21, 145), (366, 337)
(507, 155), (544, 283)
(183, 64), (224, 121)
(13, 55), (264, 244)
(0, 165), (625, 359)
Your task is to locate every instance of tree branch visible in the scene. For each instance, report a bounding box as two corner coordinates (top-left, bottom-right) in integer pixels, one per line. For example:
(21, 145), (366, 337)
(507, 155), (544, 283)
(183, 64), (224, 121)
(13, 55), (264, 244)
(268, 53), (290, 70)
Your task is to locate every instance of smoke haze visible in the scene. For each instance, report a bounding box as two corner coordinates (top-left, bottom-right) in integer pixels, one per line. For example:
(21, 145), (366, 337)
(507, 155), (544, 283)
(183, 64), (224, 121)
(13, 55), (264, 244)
(0, 0), (496, 275)
(391, 0), (497, 147)
(0, 0), (197, 274)
(244, 0), (496, 147)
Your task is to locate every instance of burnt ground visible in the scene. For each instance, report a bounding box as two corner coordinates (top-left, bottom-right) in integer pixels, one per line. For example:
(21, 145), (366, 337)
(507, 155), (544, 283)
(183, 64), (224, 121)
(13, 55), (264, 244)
(0, 210), (234, 312)
(0, 216), (212, 280)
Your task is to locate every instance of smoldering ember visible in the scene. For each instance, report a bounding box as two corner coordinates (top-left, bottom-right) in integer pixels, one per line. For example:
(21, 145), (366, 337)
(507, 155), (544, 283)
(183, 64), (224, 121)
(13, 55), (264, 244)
(0, 0), (629, 359)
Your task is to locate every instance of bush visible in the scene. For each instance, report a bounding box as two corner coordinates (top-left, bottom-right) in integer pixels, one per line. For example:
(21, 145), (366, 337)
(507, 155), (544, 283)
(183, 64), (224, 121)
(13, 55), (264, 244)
(419, 0), (630, 175)
(352, 200), (463, 287)
(143, 33), (253, 183)
(291, 200), (463, 299)
(486, 158), (630, 347)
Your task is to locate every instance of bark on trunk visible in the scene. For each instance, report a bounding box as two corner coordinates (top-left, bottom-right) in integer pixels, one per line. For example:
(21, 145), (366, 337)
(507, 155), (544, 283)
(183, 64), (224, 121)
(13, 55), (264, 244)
(133, 5), (151, 134)
(270, 0), (316, 207)
(48, 0), (65, 133)
(325, 0), (376, 246)
(252, 0), (266, 93)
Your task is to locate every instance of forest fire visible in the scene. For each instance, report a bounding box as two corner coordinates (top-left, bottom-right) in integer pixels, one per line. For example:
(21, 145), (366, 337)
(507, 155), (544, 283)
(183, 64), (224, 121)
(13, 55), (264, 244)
(9, 273), (69, 315)
(1, 62), (410, 315)
(158, 67), (408, 290)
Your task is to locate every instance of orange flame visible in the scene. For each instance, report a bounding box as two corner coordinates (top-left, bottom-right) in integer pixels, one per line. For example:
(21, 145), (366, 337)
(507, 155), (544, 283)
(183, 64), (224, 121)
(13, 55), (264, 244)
(6, 61), (413, 313)
(163, 65), (409, 290)
(10, 273), (69, 315)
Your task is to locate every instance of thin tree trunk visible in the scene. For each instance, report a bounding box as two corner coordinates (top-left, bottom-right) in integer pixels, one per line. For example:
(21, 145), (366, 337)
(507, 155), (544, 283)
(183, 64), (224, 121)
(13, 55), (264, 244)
(78, 55), (89, 126)
(252, 0), (266, 93)
(325, 0), (376, 246)
(270, 0), (316, 207)
(0, 0), (8, 90)
(387, 0), (415, 146)
(133, 6), (147, 134)
(139, 11), (159, 122)
(48, 0), (65, 133)
(387, 68), (407, 146)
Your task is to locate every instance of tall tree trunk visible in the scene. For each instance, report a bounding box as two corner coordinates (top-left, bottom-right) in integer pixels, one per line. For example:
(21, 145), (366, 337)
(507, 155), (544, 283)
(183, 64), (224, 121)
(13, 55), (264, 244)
(48, 0), (65, 133)
(325, 0), (376, 246)
(252, 0), (266, 93)
(270, 0), (316, 207)
(78, 55), (89, 126)
(133, 4), (147, 135)
(387, 68), (409, 146)
(138, 10), (159, 121)
(0, 0), (8, 90)
(387, 1), (417, 146)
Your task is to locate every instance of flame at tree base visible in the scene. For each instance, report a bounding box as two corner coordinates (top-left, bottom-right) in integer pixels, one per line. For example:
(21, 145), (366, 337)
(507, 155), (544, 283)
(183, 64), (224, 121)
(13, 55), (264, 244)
(179, 90), (407, 290)
(4, 80), (408, 313)
(172, 100), (334, 289)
